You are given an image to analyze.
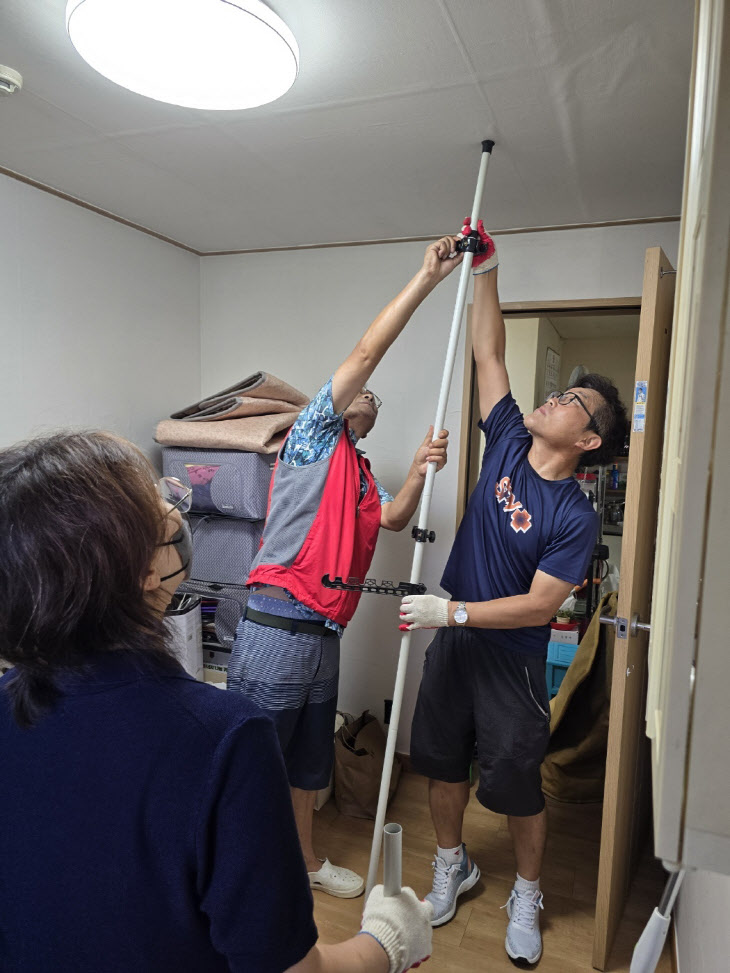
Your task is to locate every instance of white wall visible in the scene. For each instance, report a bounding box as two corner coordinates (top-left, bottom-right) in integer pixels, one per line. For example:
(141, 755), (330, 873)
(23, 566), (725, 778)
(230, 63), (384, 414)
(201, 219), (679, 751)
(503, 315), (564, 415)
(0, 175), (200, 464)
(504, 316), (541, 414)
(675, 869), (730, 973)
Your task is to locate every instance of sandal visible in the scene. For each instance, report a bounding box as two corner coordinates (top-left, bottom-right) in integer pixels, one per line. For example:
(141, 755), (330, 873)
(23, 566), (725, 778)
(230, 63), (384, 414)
(308, 858), (365, 898)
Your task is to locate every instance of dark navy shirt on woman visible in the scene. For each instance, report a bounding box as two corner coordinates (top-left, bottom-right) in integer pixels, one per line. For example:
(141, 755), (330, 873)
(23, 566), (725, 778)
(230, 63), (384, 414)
(0, 653), (318, 973)
(441, 392), (598, 655)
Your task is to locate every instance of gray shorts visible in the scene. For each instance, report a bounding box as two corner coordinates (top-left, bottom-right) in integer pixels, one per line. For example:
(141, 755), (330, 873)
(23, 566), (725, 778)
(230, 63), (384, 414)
(410, 627), (551, 817)
(227, 616), (340, 791)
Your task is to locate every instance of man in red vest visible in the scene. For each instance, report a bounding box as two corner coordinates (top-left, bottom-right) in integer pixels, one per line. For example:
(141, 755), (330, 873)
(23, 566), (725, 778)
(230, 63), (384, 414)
(227, 236), (461, 898)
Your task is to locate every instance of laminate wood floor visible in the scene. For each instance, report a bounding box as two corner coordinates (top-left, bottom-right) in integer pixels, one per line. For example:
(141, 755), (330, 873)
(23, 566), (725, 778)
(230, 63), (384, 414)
(311, 771), (673, 972)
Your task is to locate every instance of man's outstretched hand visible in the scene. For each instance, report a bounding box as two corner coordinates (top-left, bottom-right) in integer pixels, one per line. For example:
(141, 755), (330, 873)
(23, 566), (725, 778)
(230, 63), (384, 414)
(399, 594), (450, 630)
(412, 427), (448, 477)
(421, 236), (463, 284)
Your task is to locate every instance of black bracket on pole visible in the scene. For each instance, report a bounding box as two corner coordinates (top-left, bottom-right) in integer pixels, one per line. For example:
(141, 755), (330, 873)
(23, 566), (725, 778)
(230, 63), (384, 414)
(411, 526), (436, 543)
(455, 231), (487, 255)
(322, 575), (427, 597)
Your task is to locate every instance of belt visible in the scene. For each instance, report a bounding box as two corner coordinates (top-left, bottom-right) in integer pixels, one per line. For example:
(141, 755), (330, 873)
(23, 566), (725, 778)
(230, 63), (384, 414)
(243, 607), (333, 637)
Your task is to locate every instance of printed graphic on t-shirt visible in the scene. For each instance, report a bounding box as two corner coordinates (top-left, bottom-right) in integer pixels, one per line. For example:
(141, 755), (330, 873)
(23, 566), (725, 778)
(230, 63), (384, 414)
(495, 475), (533, 534)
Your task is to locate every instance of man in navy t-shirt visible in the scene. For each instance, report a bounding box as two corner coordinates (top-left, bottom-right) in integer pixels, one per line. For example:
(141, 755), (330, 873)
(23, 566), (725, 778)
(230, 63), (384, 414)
(399, 221), (628, 965)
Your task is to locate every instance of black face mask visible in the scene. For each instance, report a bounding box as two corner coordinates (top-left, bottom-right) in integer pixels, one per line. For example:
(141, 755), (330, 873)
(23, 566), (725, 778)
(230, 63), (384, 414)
(159, 516), (192, 583)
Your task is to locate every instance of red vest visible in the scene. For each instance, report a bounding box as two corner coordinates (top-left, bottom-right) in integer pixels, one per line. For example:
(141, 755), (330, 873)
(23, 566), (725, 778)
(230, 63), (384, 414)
(247, 427), (382, 627)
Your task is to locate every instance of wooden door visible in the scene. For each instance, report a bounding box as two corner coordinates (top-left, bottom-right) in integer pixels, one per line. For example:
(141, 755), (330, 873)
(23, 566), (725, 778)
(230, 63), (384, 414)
(592, 247), (676, 969)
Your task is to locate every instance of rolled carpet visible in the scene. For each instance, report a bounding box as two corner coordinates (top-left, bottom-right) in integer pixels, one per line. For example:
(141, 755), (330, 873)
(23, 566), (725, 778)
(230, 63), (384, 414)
(155, 412), (300, 454)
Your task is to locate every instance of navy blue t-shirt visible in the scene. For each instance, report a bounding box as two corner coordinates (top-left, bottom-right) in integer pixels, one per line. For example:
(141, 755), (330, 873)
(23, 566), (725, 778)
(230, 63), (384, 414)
(441, 393), (598, 655)
(0, 653), (318, 973)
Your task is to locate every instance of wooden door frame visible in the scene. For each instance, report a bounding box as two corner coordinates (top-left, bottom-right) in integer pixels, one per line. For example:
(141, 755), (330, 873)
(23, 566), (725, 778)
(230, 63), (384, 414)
(456, 296), (642, 527)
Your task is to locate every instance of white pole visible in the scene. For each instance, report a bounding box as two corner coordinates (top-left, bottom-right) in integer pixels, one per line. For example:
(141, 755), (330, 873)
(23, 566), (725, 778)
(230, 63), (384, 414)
(365, 141), (495, 898)
(383, 823), (403, 896)
(629, 869), (685, 973)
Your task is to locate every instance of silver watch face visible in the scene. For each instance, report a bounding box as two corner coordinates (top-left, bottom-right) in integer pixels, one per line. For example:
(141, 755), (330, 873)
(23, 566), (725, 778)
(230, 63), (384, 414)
(454, 606), (468, 624)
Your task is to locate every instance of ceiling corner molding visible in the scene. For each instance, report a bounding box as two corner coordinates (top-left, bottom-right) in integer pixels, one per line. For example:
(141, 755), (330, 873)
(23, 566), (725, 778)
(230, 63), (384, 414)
(0, 166), (202, 255)
(200, 215), (681, 256)
(1, 165), (679, 257)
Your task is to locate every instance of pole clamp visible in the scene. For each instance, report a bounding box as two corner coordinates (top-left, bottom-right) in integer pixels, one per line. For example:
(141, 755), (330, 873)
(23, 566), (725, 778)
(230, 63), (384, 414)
(455, 231), (487, 255)
(411, 526), (436, 543)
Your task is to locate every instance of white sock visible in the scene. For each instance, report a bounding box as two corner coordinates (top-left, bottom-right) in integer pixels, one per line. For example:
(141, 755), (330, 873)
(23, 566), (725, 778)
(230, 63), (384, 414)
(514, 872), (540, 894)
(437, 844), (463, 866)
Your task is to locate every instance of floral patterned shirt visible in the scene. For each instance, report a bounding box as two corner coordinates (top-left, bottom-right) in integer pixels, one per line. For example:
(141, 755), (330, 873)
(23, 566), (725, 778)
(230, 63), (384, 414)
(282, 377), (393, 504)
(251, 377), (393, 635)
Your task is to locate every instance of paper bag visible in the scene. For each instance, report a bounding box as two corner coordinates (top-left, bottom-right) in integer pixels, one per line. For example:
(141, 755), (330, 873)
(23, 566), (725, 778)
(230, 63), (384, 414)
(334, 710), (401, 819)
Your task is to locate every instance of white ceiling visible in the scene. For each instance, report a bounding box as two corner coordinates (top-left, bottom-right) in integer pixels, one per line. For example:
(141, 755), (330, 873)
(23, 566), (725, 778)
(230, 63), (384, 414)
(0, 1), (694, 253)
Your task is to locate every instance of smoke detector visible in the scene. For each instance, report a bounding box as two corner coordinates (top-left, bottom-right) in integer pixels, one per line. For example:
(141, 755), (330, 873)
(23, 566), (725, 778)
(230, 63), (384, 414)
(0, 65), (23, 95)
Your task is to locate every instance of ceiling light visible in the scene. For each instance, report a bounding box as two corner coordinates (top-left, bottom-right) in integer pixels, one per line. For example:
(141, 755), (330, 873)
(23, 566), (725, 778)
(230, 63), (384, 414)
(65, 0), (299, 111)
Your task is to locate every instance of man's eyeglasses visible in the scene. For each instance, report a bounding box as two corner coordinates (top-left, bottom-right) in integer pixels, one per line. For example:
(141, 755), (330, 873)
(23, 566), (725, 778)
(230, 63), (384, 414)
(361, 387), (382, 411)
(158, 476), (192, 514)
(546, 390), (598, 431)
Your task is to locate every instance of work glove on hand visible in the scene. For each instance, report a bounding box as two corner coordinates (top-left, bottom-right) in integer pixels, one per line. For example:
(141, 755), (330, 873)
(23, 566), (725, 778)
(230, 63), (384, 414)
(360, 884), (433, 973)
(399, 594), (449, 630)
(458, 217), (498, 275)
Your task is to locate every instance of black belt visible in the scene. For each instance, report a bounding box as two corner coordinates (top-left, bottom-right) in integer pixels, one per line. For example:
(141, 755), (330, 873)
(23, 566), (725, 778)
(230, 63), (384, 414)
(243, 607), (333, 637)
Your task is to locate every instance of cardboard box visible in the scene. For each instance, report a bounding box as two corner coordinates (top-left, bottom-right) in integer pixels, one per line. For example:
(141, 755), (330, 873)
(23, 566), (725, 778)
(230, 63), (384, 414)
(203, 643), (231, 675)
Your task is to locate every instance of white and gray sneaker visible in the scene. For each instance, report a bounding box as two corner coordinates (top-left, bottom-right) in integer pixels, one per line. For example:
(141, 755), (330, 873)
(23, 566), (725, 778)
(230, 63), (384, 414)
(503, 886), (544, 964)
(424, 845), (480, 927)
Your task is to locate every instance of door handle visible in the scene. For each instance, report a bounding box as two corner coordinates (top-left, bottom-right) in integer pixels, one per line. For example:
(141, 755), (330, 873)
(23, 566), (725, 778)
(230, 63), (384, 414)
(631, 612), (651, 637)
(600, 615), (628, 638)
(599, 613), (650, 638)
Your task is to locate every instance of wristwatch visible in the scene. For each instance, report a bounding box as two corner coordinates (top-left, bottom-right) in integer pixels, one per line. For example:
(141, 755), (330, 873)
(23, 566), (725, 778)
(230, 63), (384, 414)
(453, 601), (469, 625)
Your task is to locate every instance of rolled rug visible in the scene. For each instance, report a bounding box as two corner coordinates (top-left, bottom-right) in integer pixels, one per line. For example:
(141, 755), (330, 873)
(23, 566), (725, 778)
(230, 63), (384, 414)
(178, 396), (304, 421)
(155, 412), (300, 454)
(171, 372), (308, 421)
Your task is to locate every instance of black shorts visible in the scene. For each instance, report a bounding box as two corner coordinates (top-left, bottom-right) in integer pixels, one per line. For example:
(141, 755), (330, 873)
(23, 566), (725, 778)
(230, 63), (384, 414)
(410, 627), (551, 817)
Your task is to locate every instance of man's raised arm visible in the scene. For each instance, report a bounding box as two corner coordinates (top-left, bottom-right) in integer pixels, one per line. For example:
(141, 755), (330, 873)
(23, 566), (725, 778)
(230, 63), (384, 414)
(331, 236), (462, 414)
(469, 225), (510, 422)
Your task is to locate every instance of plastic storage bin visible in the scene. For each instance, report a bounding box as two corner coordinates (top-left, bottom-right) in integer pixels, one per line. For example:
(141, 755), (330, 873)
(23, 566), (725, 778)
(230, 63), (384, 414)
(546, 639), (580, 698)
(162, 447), (273, 519)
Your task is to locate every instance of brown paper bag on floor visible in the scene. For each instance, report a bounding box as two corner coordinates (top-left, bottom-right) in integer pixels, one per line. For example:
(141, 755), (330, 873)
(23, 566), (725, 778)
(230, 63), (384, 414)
(334, 710), (401, 819)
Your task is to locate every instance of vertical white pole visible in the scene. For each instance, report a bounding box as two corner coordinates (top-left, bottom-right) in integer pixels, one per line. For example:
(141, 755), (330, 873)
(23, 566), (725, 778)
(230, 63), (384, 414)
(365, 141), (495, 898)
(383, 823), (403, 896)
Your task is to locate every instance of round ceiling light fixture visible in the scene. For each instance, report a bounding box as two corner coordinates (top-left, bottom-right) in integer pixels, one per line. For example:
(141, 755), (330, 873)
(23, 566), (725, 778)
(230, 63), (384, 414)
(65, 0), (299, 110)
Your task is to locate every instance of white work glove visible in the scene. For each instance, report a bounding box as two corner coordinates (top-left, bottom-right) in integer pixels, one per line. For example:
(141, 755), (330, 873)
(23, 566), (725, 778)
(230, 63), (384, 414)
(360, 885), (433, 973)
(399, 594), (449, 630)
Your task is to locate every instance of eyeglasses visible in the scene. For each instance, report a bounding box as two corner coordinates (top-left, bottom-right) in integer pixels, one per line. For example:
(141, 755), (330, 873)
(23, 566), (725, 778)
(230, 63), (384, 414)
(546, 390), (598, 431)
(361, 387), (382, 411)
(158, 476), (192, 514)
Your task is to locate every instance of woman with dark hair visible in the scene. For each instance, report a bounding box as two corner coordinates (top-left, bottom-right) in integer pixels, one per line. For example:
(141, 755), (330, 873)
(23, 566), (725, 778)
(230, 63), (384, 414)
(0, 431), (432, 973)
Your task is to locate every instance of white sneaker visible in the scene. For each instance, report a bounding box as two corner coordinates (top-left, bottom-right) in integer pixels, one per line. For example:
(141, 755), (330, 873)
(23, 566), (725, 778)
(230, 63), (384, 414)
(503, 886), (544, 963)
(424, 845), (480, 927)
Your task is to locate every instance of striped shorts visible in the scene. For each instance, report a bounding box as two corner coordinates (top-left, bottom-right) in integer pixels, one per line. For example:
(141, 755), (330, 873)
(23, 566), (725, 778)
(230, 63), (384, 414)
(227, 616), (340, 791)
